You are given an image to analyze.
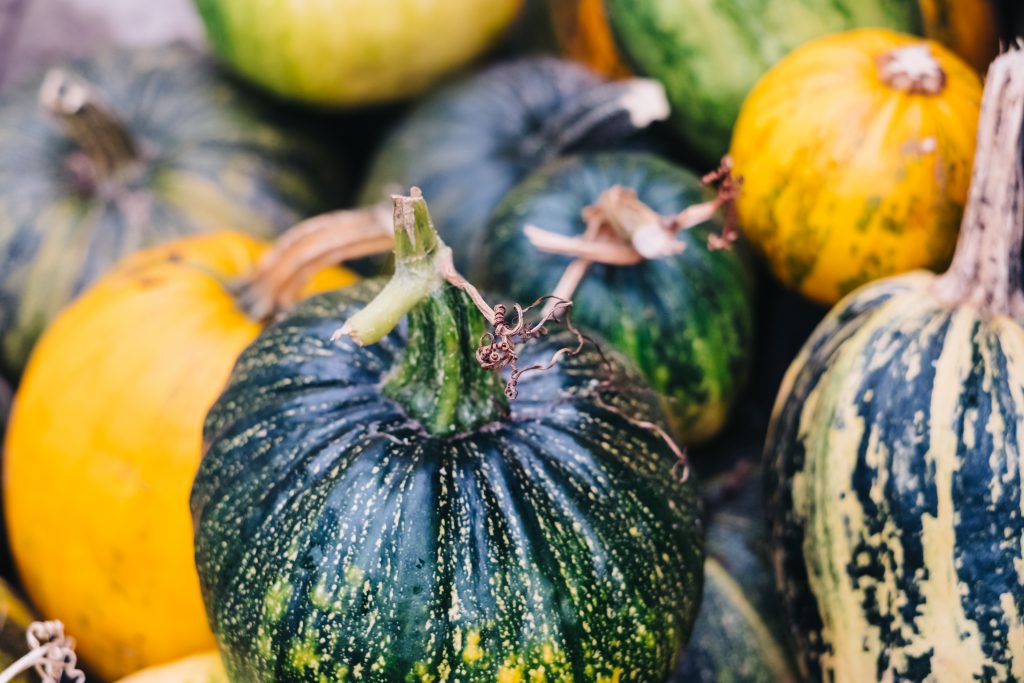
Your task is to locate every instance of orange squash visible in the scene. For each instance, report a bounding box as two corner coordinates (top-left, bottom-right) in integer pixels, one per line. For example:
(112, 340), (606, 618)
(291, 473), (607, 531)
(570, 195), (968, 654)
(3, 209), (390, 680)
(730, 29), (982, 305)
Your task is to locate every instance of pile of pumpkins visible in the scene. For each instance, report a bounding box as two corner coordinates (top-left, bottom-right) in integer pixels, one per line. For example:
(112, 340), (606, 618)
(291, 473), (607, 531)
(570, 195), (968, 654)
(0, 1), (1021, 683)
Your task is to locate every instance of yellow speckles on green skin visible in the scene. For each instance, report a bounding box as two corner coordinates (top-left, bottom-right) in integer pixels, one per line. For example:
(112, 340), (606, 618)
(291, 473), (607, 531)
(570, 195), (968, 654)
(596, 668), (623, 683)
(264, 580), (292, 620)
(462, 629), (484, 664)
(344, 565), (363, 587)
(311, 578), (332, 610)
(290, 642), (320, 672)
(497, 666), (523, 683)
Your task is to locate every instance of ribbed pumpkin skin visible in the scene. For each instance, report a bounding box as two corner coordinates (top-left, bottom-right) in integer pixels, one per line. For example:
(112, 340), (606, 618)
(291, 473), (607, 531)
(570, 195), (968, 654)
(731, 30), (982, 305)
(4, 233), (355, 680)
(675, 468), (797, 683)
(192, 283), (704, 683)
(359, 58), (657, 274)
(765, 271), (1024, 681)
(195, 0), (520, 106)
(480, 153), (755, 445)
(0, 47), (343, 376)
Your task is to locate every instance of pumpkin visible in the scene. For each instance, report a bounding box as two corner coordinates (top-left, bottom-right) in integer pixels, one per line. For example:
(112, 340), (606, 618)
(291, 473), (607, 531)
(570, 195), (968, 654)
(194, 0), (521, 106)
(730, 29), (982, 306)
(478, 152), (755, 445)
(115, 653), (228, 683)
(675, 459), (797, 683)
(549, 0), (997, 161)
(3, 209), (379, 679)
(192, 191), (704, 683)
(765, 50), (1024, 682)
(0, 46), (344, 377)
(359, 57), (669, 273)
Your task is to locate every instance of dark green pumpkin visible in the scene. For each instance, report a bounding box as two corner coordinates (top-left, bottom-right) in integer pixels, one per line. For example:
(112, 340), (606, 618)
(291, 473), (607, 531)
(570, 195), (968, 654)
(673, 458), (797, 683)
(479, 152), (755, 445)
(765, 51), (1024, 682)
(0, 46), (344, 376)
(193, 192), (704, 683)
(359, 57), (668, 273)
(602, 0), (924, 161)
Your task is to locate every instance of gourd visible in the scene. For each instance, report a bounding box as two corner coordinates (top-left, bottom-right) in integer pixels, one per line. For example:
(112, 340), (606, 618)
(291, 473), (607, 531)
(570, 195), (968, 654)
(765, 50), (1024, 682)
(114, 653), (228, 683)
(192, 191), (704, 683)
(675, 460), (797, 683)
(194, 0), (521, 106)
(731, 29), (982, 305)
(548, 0), (997, 161)
(4, 210), (379, 680)
(0, 46), (344, 376)
(479, 152), (755, 444)
(359, 57), (669, 273)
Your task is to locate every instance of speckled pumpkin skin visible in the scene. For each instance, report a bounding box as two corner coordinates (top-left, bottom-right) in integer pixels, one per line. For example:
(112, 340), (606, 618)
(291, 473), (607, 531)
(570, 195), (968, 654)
(731, 30), (982, 305)
(766, 271), (1024, 681)
(0, 46), (343, 376)
(192, 282), (705, 683)
(480, 152), (756, 445)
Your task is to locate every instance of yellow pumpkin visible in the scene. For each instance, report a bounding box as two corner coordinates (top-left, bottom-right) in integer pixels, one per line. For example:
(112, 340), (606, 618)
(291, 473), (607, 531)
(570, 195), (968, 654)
(114, 652), (227, 683)
(730, 29), (982, 305)
(3, 209), (388, 679)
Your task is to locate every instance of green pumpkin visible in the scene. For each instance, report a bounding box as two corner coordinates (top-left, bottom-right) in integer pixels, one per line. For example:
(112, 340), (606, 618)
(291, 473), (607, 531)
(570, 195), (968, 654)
(674, 456), (797, 683)
(479, 152), (755, 445)
(359, 57), (669, 273)
(603, 0), (924, 161)
(192, 192), (704, 683)
(765, 52), (1024, 682)
(0, 46), (344, 376)
(194, 0), (521, 106)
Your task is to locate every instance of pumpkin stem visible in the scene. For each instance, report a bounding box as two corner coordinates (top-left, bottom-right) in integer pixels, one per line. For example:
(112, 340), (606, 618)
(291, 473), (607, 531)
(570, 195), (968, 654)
(935, 50), (1024, 316)
(877, 44), (946, 96)
(521, 77), (669, 159)
(38, 69), (142, 186)
(234, 204), (394, 322)
(337, 189), (508, 436)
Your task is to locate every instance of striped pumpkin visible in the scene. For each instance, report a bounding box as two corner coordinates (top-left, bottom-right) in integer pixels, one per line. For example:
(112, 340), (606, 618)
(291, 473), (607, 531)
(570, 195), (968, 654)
(549, 0), (997, 161)
(479, 152), (755, 445)
(192, 192), (704, 683)
(730, 29), (982, 305)
(359, 58), (668, 273)
(5, 216), (364, 680)
(0, 46), (343, 377)
(765, 51), (1024, 682)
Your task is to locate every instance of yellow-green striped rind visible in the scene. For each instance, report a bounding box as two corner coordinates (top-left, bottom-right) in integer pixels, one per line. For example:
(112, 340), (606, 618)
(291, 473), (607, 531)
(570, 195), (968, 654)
(766, 270), (1024, 681)
(193, 280), (705, 683)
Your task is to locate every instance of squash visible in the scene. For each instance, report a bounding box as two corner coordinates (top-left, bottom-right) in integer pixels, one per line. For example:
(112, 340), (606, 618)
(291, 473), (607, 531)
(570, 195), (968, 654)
(549, 0), (997, 161)
(731, 29), (982, 305)
(194, 0), (521, 106)
(0, 46), (344, 377)
(675, 460), (797, 683)
(359, 57), (669, 273)
(3, 210), (379, 680)
(765, 50), (1024, 682)
(478, 152), (755, 445)
(192, 191), (704, 683)
(115, 652), (228, 683)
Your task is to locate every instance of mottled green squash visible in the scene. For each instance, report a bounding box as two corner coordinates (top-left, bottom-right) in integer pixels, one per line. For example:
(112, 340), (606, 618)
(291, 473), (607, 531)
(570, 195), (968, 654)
(479, 152), (755, 445)
(0, 46), (343, 376)
(766, 51), (1024, 682)
(192, 192), (704, 683)
(602, 0), (995, 161)
(359, 57), (668, 273)
(674, 459), (797, 683)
